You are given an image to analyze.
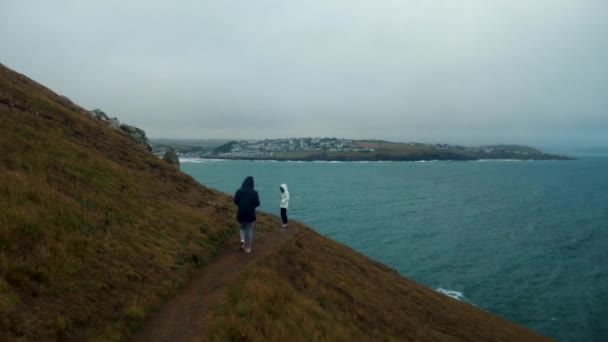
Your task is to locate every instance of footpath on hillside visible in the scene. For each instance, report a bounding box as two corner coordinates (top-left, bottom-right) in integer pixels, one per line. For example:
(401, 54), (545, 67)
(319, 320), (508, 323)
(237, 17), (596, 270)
(132, 221), (300, 342)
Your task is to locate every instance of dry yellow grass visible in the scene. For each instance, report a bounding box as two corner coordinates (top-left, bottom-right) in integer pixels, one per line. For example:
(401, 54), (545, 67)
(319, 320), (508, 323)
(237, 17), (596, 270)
(208, 228), (551, 341)
(0, 63), (239, 340)
(1, 63), (551, 341)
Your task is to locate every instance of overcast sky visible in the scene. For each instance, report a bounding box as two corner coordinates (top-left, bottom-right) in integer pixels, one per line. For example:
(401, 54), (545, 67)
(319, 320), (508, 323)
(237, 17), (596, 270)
(1, 1), (606, 149)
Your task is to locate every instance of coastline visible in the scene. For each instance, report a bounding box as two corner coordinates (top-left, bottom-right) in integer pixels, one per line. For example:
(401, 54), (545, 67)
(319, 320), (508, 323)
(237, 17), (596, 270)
(179, 154), (574, 163)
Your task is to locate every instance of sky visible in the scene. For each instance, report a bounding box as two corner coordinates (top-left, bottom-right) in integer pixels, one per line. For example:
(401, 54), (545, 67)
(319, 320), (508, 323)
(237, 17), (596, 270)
(1, 0), (606, 149)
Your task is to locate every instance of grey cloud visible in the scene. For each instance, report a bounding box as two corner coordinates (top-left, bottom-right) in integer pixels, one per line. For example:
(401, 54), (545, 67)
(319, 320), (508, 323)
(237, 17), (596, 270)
(1, 0), (606, 149)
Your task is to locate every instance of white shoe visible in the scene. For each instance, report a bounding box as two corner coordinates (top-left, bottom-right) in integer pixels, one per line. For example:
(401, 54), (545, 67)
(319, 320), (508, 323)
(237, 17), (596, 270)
(245, 248), (251, 253)
(239, 241), (245, 251)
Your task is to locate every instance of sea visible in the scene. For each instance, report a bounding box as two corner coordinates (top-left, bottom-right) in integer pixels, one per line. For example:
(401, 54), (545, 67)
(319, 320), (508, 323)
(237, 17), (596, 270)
(181, 157), (608, 341)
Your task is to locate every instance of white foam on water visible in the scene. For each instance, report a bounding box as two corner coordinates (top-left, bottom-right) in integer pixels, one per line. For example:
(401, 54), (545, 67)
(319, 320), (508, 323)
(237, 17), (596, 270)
(312, 160), (344, 164)
(180, 158), (227, 163)
(436, 288), (465, 301)
(475, 159), (526, 162)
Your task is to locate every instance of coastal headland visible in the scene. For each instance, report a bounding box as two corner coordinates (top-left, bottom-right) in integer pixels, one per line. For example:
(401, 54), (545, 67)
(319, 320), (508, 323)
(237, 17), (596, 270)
(154, 138), (572, 162)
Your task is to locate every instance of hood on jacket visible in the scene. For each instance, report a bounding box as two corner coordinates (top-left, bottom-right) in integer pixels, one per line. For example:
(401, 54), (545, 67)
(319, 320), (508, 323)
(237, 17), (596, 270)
(280, 183), (288, 193)
(241, 176), (255, 190)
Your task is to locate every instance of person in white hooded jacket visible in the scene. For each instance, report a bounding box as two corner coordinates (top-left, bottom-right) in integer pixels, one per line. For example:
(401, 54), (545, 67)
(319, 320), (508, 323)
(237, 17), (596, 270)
(279, 183), (289, 228)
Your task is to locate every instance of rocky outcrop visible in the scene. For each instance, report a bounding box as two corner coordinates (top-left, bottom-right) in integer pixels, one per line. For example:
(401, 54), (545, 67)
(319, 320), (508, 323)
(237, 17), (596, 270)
(89, 108), (151, 151)
(108, 117), (120, 129)
(120, 124), (152, 151)
(91, 108), (111, 121)
(162, 148), (180, 168)
(91, 108), (122, 129)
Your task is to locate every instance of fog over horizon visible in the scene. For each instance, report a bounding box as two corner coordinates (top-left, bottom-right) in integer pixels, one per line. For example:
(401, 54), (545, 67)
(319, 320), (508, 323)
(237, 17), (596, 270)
(1, 1), (606, 150)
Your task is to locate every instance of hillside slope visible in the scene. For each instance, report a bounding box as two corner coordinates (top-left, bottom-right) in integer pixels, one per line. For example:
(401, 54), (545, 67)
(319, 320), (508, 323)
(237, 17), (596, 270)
(0, 63), (550, 341)
(0, 63), (259, 340)
(208, 228), (551, 341)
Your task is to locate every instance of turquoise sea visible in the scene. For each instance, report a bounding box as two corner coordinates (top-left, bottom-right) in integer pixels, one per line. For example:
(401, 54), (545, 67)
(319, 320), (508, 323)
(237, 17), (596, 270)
(181, 157), (608, 341)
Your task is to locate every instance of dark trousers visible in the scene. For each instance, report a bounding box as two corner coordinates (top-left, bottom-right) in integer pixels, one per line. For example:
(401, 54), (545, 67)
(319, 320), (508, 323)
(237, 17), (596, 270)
(280, 208), (288, 224)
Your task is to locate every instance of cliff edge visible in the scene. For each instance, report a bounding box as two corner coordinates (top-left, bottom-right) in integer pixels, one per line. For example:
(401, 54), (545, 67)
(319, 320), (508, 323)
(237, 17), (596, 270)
(0, 63), (550, 341)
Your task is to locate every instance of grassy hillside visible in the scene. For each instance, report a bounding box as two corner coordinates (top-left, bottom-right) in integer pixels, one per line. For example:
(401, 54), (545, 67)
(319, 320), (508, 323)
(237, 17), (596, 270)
(0, 63), (550, 341)
(208, 228), (551, 341)
(0, 63), (262, 340)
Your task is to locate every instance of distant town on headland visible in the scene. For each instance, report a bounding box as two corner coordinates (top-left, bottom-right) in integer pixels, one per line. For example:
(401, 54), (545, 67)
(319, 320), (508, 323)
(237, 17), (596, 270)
(151, 138), (572, 162)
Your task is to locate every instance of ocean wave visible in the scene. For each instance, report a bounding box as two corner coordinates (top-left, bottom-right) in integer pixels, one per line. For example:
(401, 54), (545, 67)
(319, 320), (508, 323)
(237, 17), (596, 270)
(436, 288), (465, 301)
(179, 158), (227, 163)
(474, 159), (528, 162)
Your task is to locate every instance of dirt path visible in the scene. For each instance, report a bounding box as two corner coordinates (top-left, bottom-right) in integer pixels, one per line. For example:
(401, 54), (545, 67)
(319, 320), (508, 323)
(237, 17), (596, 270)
(132, 221), (300, 342)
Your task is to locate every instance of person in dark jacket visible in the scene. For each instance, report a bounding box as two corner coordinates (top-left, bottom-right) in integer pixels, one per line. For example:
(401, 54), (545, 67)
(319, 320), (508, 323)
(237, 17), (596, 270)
(233, 176), (260, 253)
